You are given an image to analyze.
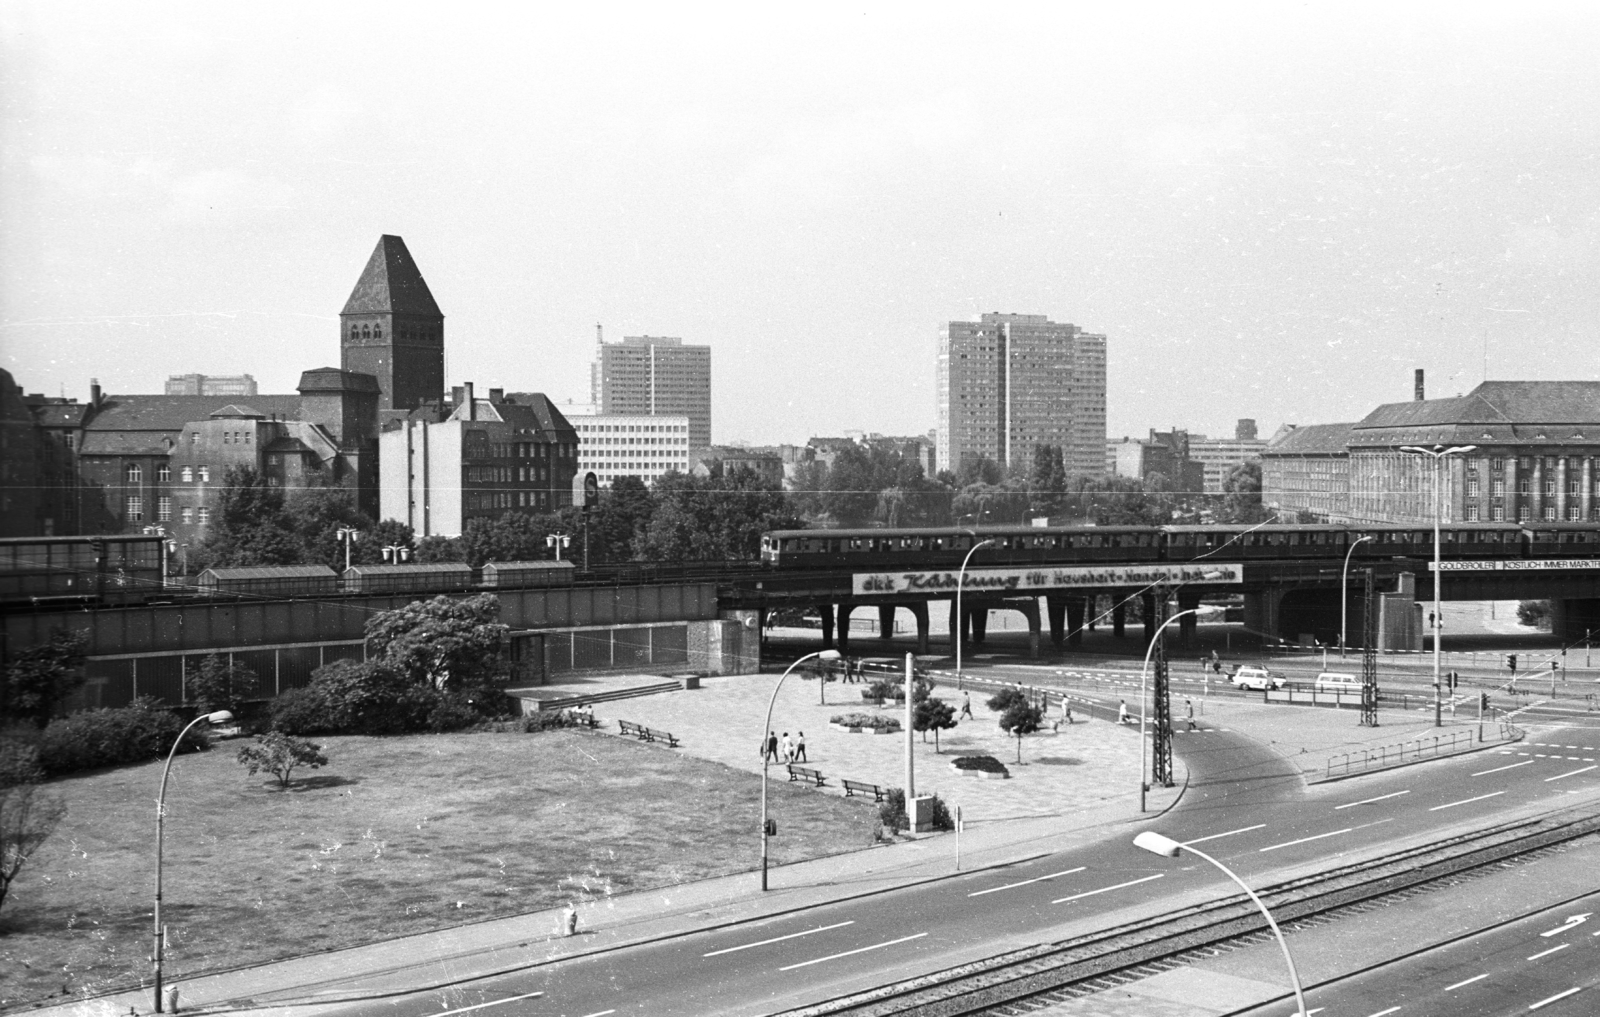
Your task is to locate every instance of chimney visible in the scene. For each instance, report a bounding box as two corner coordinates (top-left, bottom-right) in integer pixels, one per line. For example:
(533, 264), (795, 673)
(451, 386), (464, 412)
(90, 378), (102, 408)
(597, 322), (603, 345)
(1414, 369), (1425, 402)
(488, 387), (503, 403)
(464, 381), (475, 421)
(1236, 418), (1258, 441)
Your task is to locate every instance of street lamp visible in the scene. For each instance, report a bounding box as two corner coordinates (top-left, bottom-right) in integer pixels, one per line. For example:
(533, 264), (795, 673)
(1339, 535), (1373, 659)
(1138, 572), (1222, 812)
(335, 526), (360, 571)
(153, 709), (234, 1012)
(760, 649), (841, 890)
(546, 532), (571, 562)
(381, 544), (410, 563)
(1134, 831), (1308, 1017)
(955, 537), (996, 689)
(1398, 443), (1476, 727)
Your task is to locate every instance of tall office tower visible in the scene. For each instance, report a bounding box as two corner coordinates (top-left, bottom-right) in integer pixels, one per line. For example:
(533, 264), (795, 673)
(340, 235), (445, 411)
(935, 312), (1108, 478)
(590, 334), (712, 451)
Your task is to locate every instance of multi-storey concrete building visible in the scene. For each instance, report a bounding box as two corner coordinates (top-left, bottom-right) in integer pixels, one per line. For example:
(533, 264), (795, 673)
(1189, 420), (1269, 492)
(570, 413), (691, 488)
(591, 334), (711, 452)
(1259, 422), (1355, 522)
(164, 374), (258, 397)
(380, 385), (578, 538)
(1109, 428), (1206, 491)
(935, 312), (1106, 478)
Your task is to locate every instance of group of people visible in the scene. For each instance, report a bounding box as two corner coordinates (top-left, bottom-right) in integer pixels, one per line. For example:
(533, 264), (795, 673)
(1117, 697), (1198, 730)
(762, 729), (807, 763)
(824, 657), (874, 683)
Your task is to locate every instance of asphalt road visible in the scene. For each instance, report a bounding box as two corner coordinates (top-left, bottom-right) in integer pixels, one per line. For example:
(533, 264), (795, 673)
(321, 712), (1600, 1017)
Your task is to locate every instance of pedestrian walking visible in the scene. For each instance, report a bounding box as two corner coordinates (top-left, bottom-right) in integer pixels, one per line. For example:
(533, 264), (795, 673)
(781, 732), (794, 763)
(958, 691), (974, 719)
(1061, 698), (1073, 726)
(1212, 659), (1222, 675)
(1185, 698), (1196, 731)
(794, 731), (807, 762)
(1118, 699), (1130, 725)
(765, 730), (778, 762)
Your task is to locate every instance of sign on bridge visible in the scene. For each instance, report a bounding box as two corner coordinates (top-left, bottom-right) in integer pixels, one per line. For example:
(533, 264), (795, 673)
(851, 563), (1243, 597)
(1430, 559), (1600, 572)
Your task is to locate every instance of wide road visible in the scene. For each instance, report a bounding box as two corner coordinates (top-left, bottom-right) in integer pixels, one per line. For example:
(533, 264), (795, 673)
(1233, 889), (1600, 1017)
(321, 715), (1600, 1017)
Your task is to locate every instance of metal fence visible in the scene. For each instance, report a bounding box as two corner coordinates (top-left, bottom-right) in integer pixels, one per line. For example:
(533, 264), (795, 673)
(1324, 721), (1520, 779)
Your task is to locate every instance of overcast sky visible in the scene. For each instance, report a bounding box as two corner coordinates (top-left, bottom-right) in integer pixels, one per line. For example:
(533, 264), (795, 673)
(4, 4), (1598, 447)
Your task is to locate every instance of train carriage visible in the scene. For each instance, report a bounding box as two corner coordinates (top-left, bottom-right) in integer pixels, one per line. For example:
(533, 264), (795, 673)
(1521, 523), (1600, 558)
(759, 525), (1162, 570)
(1163, 524), (1351, 562)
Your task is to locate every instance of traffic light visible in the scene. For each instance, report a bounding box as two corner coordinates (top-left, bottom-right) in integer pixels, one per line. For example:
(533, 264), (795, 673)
(1446, 671), (1458, 690)
(1480, 692), (1491, 711)
(763, 818), (777, 837)
(1508, 654), (1518, 673)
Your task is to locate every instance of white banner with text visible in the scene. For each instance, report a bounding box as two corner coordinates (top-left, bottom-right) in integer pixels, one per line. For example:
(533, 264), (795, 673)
(852, 563), (1244, 597)
(1431, 559), (1600, 572)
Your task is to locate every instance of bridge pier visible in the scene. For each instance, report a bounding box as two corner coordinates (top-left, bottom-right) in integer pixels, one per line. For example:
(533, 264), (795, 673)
(1046, 595), (1067, 647)
(877, 604), (896, 640)
(971, 608), (989, 644)
(1553, 599), (1600, 643)
(1113, 600), (1126, 638)
(1141, 592), (1157, 645)
(907, 601), (930, 656)
(818, 603), (835, 650)
(1177, 590), (1199, 647)
(837, 603), (856, 656)
(1066, 597), (1086, 647)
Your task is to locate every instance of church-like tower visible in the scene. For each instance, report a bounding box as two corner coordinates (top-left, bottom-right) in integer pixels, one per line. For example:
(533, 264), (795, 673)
(340, 235), (445, 411)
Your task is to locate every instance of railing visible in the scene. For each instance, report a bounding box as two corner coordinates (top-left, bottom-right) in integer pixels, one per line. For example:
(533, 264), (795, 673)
(1324, 721), (1519, 779)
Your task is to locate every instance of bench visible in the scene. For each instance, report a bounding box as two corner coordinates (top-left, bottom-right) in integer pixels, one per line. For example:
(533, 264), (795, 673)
(563, 708), (599, 728)
(617, 720), (680, 748)
(786, 764), (826, 787)
(841, 778), (886, 802)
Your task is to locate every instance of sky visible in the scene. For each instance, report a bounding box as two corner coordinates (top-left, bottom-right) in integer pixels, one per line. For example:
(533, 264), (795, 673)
(3, 3), (1599, 448)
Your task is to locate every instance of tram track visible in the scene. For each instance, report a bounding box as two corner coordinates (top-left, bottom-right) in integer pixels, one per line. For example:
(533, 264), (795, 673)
(774, 806), (1600, 1017)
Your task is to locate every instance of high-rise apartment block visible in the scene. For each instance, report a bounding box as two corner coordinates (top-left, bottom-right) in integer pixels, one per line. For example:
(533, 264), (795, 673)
(164, 374), (258, 397)
(936, 312), (1106, 477)
(591, 334), (711, 452)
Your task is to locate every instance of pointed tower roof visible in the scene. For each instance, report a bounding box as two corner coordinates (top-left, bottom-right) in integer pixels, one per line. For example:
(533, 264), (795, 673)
(341, 235), (443, 316)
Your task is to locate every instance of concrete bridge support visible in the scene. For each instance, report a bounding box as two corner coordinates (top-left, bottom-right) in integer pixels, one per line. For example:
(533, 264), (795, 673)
(837, 604), (856, 656)
(1066, 597), (1086, 647)
(1113, 600), (1126, 638)
(1176, 590), (1200, 648)
(878, 604), (896, 640)
(1141, 592), (1157, 645)
(1045, 595), (1088, 648)
(971, 609), (989, 643)
(1243, 589), (1286, 643)
(1553, 599), (1600, 644)
(906, 601), (930, 656)
(818, 603), (836, 650)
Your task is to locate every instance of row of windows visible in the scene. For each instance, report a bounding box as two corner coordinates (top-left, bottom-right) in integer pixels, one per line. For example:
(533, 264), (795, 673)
(577, 423), (688, 434)
(125, 496), (210, 525)
(1466, 477), (1600, 497)
(465, 491), (550, 511)
(1464, 504), (1599, 522)
(127, 464), (211, 483)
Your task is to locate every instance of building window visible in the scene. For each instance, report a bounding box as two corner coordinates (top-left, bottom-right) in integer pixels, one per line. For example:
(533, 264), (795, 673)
(1544, 505), (1557, 521)
(197, 507), (211, 525)
(1492, 505), (1505, 521)
(181, 506), (193, 524)
(1569, 479), (1579, 495)
(222, 432), (230, 444)
(373, 325), (382, 338)
(1467, 478), (1479, 497)
(1569, 505), (1581, 521)
(125, 496), (143, 520)
(1519, 506), (1531, 522)
(199, 466), (210, 482)
(1545, 479), (1555, 495)
(1519, 479), (1530, 494)
(181, 467), (193, 482)
(1465, 505), (1479, 521)
(157, 496), (171, 521)
(157, 465), (170, 483)
(1491, 479), (1505, 497)
(126, 464), (142, 483)
(1519, 457), (1532, 470)
(190, 432), (199, 445)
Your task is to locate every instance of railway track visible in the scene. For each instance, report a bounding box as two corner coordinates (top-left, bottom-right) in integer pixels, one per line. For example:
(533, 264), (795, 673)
(775, 807), (1600, 1017)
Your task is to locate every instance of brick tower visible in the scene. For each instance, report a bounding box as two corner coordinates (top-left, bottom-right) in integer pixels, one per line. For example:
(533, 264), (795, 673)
(340, 235), (445, 411)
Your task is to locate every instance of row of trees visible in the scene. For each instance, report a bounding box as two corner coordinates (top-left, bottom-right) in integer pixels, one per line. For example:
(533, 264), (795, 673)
(192, 444), (1272, 572)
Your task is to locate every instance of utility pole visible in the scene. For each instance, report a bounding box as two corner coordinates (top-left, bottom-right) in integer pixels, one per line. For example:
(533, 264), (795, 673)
(1151, 594), (1174, 788)
(1360, 568), (1379, 727)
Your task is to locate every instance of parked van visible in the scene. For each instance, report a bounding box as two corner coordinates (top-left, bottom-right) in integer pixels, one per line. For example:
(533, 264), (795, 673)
(1314, 672), (1363, 694)
(1230, 666), (1282, 692)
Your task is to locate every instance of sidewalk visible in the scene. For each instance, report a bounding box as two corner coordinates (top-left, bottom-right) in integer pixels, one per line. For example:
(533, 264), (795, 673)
(19, 670), (1544, 1017)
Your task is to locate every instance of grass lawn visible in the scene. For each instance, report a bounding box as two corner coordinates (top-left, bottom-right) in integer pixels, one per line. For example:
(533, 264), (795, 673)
(0, 729), (879, 1009)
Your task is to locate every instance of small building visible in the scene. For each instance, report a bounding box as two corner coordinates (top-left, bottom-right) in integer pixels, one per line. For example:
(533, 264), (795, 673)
(341, 562), (474, 595)
(195, 565), (340, 599)
(692, 446), (785, 486)
(480, 560), (576, 588)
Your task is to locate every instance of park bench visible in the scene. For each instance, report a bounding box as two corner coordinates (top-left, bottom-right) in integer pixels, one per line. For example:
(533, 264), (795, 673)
(841, 778), (886, 802)
(563, 708), (599, 728)
(618, 719), (646, 738)
(617, 721), (680, 748)
(786, 764), (826, 787)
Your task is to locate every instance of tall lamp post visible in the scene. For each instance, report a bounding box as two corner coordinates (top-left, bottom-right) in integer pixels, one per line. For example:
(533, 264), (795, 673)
(153, 709), (234, 1012)
(955, 538), (995, 689)
(1399, 443), (1476, 727)
(546, 532), (571, 562)
(1138, 572), (1222, 812)
(760, 649), (841, 890)
(1134, 831), (1307, 1017)
(335, 526), (360, 571)
(381, 544), (410, 563)
(1339, 535), (1373, 659)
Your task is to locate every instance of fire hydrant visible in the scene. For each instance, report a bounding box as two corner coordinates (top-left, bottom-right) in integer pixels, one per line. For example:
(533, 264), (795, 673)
(164, 985), (180, 1013)
(562, 904), (579, 937)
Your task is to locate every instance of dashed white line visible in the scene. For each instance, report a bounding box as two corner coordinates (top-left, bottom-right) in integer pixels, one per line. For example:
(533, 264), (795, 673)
(778, 932), (929, 971)
(1528, 986), (1582, 1009)
(1261, 827), (1352, 852)
(1545, 765), (1597, 782)
(1528, 943), (1570, 960)
(434, 991), (545, 1016)
(1364, 1007), (1401, 1017)
(1429, 791), (1505, 811)
(702, 921), (854, 956)
(1473, 760), (1535, 776)
(1183, 824), (1266, 845)
(1336, 789), (1411, 810)
(1444, 973), (1488, 991)
(968, 867), (1087, 897)
(1052, 873), (1165, 904)
(579, 1011), (616, 1017)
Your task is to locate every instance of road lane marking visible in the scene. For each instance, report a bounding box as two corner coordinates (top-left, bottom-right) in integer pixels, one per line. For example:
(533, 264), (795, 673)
(579, 1012), (616, 1017)
(1363, 1008), (1401, 1017)
(1444, 973), (1488, 991)
(1335, 789), (1411, 810)
(1527, 943), (1570, 961)
(1544, 765), (1598, 782)
(1473, 760), (1535, 776)
(778, 932), (928, 971)
(1052, 873), (1164, 904)
(968, 867), (1087, 897)
(1528, 986), (1581, 1009)
(1539, 914), (1591, 937)
(1429, 791), (1505, 811)
(433, 991), (545, 1016)
(702, 921), (854, 957)
(1183, 824), (1266, 845)
(1260, 827), (1353, 852)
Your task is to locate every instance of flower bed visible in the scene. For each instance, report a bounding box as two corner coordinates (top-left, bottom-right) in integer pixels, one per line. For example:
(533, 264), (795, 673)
(949, 754), (1010, 778)
(828, 713), (902, 734)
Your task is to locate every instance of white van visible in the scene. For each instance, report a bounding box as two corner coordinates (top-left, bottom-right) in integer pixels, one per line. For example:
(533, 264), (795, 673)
(1230, 666), (1282, 691)
(1314, 672), (1363, 694)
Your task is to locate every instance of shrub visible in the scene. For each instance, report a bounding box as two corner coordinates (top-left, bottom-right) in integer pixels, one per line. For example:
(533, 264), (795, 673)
(188, 653), (260, 716)
(270, 686), (335, 735)
(862, 680), (902, 703)
(1517, 600), (1552, 629)
(37, 700), (207, 775)
(310, 660), (438, 735)
(951, 754), (1009, 775)
(879, 787), (908, 834)
(828, 713), (901, 732)
(426, 692), (502, 733)
(0, 739), (43, 788)
(236, 732), (329, 788)
(926, 791), (955, 831)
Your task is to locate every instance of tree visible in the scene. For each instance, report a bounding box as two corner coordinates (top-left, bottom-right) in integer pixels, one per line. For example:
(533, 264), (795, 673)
(957, 456), (1004, 487)
(986, 687), (1028, 714)
(587, 476), (654, 564)
(301, 659), (433, 735)
(3, 631), (88, 726)
(236, 732), (329, 788)
(284, 486), (370, 570)
(638, 469), (796, 561)
(363, 593), (509, 692)
(359, 519), (417, 564)
(998, 700), (1044, 735)
(1, 740), (65, 913)
(194, 466), (302, 568)
(459, 512), (561, 567)
(913, 697), (957, 751)
(415, 535), (466, 563)
(1517, 600), (1552, 629)
(1217, 460), (1272, 524)
(188, 653), (260, 716)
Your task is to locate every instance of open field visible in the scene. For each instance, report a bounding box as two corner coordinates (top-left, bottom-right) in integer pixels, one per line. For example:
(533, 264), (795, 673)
(0, 729), (879, 1009)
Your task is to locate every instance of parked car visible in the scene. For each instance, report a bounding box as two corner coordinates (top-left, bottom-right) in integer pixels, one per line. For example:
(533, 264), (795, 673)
(1314, 672), (1364, 694)
(1230, 666), (1282, 691)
